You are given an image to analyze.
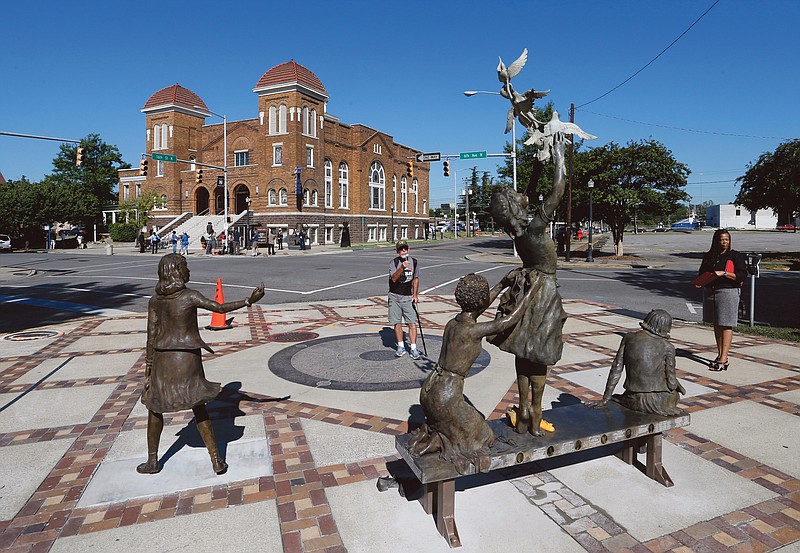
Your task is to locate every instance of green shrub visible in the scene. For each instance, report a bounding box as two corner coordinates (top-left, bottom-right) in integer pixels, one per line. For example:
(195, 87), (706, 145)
(109, 223), (138, 242)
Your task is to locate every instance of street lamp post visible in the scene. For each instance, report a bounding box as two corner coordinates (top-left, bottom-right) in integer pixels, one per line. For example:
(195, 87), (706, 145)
(195, 106), (227, 235)
(587, 179), (594, 262)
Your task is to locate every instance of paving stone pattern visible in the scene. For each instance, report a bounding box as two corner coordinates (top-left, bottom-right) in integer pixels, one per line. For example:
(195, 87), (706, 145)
(0, 296), (798, 552)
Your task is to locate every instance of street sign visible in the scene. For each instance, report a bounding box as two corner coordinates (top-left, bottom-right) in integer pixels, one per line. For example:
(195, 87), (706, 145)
(459, 151), (487, 160)
(415, 152), (441, 163)
(151, 153), (177, 162)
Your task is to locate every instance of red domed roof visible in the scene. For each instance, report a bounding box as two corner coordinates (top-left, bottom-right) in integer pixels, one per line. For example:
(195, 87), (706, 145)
(142, 84), (207, 111)
(254, 61), (326, 95)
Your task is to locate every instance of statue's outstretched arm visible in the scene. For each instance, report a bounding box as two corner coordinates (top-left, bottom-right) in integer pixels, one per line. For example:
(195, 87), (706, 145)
(586, 336), (626, 408)
(542, 138), (567, 216)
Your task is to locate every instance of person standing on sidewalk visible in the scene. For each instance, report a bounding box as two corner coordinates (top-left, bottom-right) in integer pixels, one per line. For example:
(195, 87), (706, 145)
(251, 229), (260, 256)
(150, 231), (160, 254)
(388, 240), (421, 360)
(277, 229), (283, 250)
(696, 229), (746, 371)
(170, 231), (179, 254)
(266, 229), (276, 255)
(232, 229), (241, 254)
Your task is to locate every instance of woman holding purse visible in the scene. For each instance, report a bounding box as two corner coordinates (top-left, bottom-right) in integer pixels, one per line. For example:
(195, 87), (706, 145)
(695, 229), (747, 371)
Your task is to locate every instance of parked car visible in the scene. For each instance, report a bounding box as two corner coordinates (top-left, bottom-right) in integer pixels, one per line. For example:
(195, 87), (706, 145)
(0, 234), (12, 252)
(776, 224), (797, 232)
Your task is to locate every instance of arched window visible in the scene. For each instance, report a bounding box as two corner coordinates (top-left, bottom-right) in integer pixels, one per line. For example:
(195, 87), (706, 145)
(153, 125), (161, 150)
(324, 159), (333, 208)
(338, 162), (349, 208)
(278, 104), (287, 133)
(412, 178), (419, 213)
(401, 176), (408, 213)
(279, 188), (288, 205)
(268, 189), (277, 205)
(392, 176), (397, 211)
(310, 109), (317, 137)
(369, 161), (385, 210)
(423, 200), (428, 216)
(311, 190), (318, 206)
(302, 106), (309, 135)
(160, 123), (168, 149)
(160, 194), (168, 209)
(189, 155), (196, 171)
(269, 106), (277, 135)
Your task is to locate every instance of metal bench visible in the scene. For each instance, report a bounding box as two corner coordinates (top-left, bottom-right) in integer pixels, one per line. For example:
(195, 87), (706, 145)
(395, 401), (690, 548)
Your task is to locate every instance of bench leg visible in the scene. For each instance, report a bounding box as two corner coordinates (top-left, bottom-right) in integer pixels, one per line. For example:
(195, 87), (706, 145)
(419, 482), (433, 515)
(434, 479), (461, 548)
(615, 441), (635, 465)
(645, 433), (674, 487)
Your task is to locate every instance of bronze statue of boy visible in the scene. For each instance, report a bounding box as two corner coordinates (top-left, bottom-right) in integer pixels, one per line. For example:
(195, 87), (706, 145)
(138, 254), (265, 475)
(409, 272), (534, 475)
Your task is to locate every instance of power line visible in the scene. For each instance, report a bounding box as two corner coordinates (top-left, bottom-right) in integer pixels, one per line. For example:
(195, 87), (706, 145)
(576, 0), (721, 108)
(576, 109), (792, 140)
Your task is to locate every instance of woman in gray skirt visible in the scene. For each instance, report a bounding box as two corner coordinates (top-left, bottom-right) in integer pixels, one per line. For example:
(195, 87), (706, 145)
(696, 229), (746, 371)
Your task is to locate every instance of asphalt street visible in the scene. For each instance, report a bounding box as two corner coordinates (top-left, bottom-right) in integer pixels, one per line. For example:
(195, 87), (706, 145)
(1, 231), (798, 333)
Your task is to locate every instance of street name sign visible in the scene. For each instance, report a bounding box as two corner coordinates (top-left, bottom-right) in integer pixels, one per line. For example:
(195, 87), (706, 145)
(459, 151), (487, 160)
(415, 152), (441, 163)
(151, 153), (177, 162)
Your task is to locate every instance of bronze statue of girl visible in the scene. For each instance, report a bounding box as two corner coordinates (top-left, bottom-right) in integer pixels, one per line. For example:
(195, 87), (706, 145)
(137, 254), (264, 475)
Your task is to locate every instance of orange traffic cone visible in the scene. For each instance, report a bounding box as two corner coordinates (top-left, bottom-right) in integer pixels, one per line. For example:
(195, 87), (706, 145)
(205, 278), (234, 331)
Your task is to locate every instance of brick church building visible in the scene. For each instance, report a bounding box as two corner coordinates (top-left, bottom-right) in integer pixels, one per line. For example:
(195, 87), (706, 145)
(117, 60), (430, 245)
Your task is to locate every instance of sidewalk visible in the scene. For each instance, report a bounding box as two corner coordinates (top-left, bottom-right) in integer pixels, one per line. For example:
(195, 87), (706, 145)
(1, 294), (798, 552)
(40, 241), (352, 257)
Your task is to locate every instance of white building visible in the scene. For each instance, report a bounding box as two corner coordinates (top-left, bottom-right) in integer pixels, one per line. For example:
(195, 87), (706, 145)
(705, 204), (777, 229)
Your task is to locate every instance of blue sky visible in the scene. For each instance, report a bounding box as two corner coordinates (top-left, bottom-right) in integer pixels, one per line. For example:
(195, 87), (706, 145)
(1, 0), (797, 208)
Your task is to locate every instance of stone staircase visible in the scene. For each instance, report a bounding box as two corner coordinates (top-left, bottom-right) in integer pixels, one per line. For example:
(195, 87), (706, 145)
(170, 213), (247, 251)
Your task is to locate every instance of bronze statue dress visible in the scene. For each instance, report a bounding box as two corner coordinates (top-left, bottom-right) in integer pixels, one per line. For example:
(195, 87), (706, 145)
(142, 288), (224, 413)
(489, 267), (565, 366)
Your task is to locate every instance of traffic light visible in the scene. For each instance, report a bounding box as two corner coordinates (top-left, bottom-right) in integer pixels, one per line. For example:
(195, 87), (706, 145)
(139, 157), (148, 176)
(76, 147), (86, 166)
(443, 160), (450, 177)
(406, 161), (414, 178)
(196, 167), (203, 184)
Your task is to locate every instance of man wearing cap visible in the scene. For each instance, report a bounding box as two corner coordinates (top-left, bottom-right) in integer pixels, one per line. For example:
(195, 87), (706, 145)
(389, 240), (421, 360)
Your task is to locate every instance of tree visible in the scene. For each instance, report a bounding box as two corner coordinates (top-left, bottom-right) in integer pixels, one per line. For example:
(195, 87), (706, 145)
(0, 177), (88, 245)
(572, 140), (690, 255)
(48, 133), (130, 225)
(118, 191), (159, 229)
(735, 139), (800, 224)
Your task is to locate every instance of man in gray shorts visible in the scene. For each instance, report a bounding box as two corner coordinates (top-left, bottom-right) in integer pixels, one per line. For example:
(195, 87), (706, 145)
(388, 240), (420, 359)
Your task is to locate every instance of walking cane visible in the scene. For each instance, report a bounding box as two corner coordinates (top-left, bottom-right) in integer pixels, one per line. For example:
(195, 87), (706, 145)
(412, 301), (428, 357)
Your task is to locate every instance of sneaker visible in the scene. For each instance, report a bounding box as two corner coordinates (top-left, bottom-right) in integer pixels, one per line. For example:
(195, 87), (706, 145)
(395, 345), (406, 357)
(409, 348), (421, 360)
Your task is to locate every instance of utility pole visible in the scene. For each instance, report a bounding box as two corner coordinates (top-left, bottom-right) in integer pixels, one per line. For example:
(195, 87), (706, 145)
(464, 181), (470, 238)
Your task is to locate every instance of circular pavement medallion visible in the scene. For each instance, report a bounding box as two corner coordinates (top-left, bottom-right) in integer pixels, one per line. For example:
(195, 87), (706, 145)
(268, 332), (491, 391)
(3, 329), (63, 342)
